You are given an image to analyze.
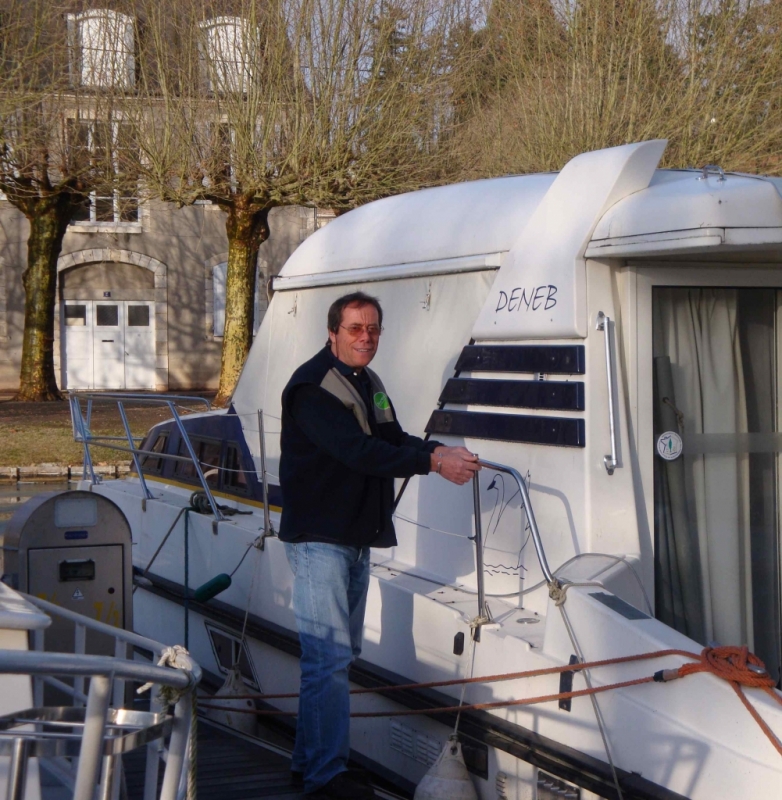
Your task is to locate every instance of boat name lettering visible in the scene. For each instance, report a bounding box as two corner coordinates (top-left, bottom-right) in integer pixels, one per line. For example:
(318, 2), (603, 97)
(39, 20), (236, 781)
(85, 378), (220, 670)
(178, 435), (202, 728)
(495, 285), (557, 314)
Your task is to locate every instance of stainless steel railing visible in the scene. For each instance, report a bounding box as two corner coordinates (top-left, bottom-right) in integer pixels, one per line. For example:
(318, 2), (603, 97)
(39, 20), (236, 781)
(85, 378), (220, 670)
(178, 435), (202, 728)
(5, 591), (201, 800)
(68, 392), (226, 520)
(471, 460), (555, 635)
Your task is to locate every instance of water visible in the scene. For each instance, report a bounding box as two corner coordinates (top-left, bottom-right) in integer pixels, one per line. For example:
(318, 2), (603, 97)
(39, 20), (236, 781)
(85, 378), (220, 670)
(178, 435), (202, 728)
(0, 481), (72, 537)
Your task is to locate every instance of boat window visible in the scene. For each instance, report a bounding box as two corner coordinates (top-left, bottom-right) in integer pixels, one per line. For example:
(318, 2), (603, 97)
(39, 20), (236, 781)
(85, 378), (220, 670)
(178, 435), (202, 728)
(140, 431), (168, 475)
(223, 443), (248, 493)
(653, 288), (781, 684)
(204, 623), (259, 688)
(175, 436), (220, 486)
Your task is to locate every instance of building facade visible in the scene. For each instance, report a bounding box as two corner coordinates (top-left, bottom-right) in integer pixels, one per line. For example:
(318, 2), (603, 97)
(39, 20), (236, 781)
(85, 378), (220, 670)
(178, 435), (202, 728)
(0, 199), (322, 392)
(0, 8), (334, 393)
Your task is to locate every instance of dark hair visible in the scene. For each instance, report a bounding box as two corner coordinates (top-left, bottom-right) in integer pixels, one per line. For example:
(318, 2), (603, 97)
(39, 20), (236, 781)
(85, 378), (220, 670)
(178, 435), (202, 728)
(327, 291), (383, 334)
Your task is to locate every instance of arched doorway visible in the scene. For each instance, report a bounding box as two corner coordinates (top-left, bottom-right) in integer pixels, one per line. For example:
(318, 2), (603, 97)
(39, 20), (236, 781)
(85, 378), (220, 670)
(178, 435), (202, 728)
(60, 260), (156, 389)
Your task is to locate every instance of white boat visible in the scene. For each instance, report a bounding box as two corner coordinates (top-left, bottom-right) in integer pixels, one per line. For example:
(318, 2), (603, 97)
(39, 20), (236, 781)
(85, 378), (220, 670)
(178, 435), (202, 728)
(67, 140), (782, 799)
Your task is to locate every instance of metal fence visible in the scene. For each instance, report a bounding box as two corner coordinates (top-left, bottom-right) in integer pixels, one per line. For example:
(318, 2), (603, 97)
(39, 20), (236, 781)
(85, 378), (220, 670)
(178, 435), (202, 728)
(1, 592), (201, 800)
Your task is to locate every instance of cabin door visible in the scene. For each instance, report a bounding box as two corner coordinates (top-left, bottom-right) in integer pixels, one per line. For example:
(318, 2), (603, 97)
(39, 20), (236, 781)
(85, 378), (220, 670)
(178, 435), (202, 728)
(652, 287), (781, 684)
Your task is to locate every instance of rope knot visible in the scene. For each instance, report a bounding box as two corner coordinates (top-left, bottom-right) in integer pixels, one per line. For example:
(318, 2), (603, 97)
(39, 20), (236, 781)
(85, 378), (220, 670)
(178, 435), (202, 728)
(549, 579), (567, 606)
(137, 644), (199, 706)
(679, 645), (775, 689)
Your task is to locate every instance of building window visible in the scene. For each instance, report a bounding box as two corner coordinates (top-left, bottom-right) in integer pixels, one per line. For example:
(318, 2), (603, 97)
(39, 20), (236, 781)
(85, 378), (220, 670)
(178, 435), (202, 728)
(68, 118), (139, 226)
(66, 10), (135, 89)
(199, 17), (256, 94)
(212, 262), (263, 338)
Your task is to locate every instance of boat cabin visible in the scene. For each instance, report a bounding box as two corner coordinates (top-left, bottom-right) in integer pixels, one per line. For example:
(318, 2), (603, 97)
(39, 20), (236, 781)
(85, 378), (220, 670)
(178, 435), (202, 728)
(140, 140), (782, 687)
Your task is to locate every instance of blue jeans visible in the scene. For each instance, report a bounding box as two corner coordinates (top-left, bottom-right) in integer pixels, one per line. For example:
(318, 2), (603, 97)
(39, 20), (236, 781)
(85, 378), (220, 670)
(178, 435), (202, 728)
(284, 542), (370, 793)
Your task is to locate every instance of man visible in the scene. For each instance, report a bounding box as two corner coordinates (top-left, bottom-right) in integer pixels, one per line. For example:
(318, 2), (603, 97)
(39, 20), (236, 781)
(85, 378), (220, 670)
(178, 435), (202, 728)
(279, 291), (480, 799)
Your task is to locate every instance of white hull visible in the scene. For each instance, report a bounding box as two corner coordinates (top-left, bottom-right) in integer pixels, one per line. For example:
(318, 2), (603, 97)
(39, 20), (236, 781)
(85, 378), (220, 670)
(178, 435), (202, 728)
(92, 477), (782, 800)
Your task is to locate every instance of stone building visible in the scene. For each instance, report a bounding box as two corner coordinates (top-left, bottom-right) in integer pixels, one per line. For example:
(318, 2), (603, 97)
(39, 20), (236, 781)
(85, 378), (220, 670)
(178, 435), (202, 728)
(0, 8), (333, 393)
(0, 196), (322, 392)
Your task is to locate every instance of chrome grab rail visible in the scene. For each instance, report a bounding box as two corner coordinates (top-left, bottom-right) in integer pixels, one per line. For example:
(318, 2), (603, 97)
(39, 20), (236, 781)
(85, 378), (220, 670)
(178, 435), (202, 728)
(471, 460), (555, 630)
(68, 392), (225, 520)
(595, 312), (618, 475)
(6, 591), (201, 800)
(471, 472), (489, 639)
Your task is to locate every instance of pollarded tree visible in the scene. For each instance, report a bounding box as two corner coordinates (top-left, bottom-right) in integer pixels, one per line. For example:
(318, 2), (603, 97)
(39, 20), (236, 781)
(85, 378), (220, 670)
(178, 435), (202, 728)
(0, 0), (130, 400)
(125, 0), (473, 405)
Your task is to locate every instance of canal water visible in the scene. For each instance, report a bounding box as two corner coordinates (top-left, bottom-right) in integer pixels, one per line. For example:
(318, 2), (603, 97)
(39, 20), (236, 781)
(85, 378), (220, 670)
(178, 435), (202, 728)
(0, 481), (73, 537)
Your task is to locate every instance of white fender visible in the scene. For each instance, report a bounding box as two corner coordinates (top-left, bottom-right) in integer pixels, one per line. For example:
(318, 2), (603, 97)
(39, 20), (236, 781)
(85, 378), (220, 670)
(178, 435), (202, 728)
(413, 737), (478, 800)
(205, 667), (258, 736)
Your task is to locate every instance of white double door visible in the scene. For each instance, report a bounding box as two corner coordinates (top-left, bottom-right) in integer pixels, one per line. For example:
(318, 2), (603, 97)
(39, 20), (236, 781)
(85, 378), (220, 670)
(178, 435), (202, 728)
(63, 300), (155, 390)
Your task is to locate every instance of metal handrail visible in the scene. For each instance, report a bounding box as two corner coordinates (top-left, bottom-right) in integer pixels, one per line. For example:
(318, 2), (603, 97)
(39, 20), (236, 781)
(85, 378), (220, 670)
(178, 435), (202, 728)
(475, 459), (555, 586)
(23, 593), (196, 665)
(2, 592), (200, 800)
(68, 391), (225, 520)
(596, 312), (619, 475)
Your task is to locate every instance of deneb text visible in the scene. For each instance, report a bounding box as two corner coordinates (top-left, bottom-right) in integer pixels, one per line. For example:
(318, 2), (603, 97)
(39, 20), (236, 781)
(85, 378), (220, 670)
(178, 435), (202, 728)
(495, 285), (557, 314)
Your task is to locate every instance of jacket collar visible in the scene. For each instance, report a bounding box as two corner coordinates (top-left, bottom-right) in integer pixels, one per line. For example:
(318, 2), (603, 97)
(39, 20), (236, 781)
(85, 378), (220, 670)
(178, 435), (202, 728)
(326, 345), (364, 378)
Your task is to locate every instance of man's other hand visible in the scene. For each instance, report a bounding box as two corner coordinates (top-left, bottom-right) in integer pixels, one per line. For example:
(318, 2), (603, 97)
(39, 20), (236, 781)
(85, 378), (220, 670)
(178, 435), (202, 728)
(430, 447), (481, 485)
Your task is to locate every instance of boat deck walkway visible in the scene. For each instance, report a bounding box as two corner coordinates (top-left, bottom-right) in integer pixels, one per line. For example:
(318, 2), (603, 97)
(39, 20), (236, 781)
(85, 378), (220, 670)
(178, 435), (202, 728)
(122, 716), (409, 800)
(123, 719), (305, 800)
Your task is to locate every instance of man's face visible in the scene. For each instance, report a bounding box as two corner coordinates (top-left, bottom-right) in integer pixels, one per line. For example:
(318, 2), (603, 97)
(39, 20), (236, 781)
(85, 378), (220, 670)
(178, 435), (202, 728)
(328, 302), (380, 370)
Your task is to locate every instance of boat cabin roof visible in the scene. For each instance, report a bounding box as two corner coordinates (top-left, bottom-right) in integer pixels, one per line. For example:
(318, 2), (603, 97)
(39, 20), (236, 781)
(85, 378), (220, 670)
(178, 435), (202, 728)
(275, 168), (782, 290)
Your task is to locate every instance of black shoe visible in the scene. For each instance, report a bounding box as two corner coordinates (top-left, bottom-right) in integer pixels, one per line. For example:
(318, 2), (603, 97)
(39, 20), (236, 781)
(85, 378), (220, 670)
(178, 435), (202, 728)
(305, 771), (376, 799)
(290, 770), (304, 789)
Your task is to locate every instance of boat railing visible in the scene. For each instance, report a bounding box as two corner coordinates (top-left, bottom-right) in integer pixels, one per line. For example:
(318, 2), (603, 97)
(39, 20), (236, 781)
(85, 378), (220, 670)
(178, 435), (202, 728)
(5, 591), (201, 800)
(472, 460), (555, 637)
(68, 392), (227, 521)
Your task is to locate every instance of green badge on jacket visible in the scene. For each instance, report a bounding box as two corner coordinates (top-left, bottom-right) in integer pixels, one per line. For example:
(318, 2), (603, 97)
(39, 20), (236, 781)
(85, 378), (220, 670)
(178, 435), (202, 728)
(374, 392), (390, 410)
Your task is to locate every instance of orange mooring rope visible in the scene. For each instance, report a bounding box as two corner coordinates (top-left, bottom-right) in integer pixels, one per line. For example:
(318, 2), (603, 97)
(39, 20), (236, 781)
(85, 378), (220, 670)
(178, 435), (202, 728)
(670, 645), (782, 758)
(198, 644), (782, 758)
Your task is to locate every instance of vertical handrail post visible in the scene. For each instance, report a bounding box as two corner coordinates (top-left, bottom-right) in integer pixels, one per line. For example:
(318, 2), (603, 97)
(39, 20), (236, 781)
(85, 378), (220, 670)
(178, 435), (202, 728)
(117, 400), (153, 499)
(70, 395), (97, 484)
(6, 738), (30, 800)
(596, 311), (618, 475)
(159, 692), (193, 800)
(113, 639), (128, 707)
(74, 623), (87, 707)
(142, 690), (163, 800)
(168, 401), (224, 521)
(32, 629), (44, 707)
(258, 410), (274, 541)
(472, 471), (487, 641)
(73, 674), (112, 800)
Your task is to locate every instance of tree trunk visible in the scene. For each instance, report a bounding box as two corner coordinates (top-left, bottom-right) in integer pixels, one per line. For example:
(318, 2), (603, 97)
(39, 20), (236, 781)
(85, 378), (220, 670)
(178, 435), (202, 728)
(214, 202), (270, 406)
(14, 196), (73, 401)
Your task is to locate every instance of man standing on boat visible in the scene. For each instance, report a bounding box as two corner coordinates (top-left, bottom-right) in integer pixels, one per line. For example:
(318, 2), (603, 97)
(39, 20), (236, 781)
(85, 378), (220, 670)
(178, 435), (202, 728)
(279, 291), (480, 799)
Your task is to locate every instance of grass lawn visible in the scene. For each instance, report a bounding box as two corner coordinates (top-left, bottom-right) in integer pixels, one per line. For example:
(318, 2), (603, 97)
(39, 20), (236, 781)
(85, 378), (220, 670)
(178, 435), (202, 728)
(0, 394), (214, 466)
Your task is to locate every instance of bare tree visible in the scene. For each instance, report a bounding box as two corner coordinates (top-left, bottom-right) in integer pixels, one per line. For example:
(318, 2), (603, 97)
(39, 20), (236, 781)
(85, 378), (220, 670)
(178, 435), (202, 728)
(0, 0), (131, 400)
(125, 0), (471, 404)
(455, 0), (782, 177)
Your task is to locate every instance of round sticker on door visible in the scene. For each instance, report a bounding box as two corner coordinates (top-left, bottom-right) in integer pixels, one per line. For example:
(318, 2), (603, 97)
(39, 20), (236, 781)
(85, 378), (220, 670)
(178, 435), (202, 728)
(657, 431), (683, 461)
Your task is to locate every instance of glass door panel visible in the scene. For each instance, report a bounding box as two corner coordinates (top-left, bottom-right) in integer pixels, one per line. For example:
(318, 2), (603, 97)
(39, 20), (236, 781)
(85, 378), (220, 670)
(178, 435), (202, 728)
(652, 287), (781, 684)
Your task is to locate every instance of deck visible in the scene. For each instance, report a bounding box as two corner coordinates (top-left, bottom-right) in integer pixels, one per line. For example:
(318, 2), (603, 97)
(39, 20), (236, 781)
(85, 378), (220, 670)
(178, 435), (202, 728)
(122, 716), (407, 800)
(123, 719), (303, 800)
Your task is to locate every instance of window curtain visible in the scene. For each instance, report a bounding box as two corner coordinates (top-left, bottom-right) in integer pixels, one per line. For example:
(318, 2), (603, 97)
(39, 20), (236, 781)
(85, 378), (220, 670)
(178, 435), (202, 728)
(653, 288), (753, 649)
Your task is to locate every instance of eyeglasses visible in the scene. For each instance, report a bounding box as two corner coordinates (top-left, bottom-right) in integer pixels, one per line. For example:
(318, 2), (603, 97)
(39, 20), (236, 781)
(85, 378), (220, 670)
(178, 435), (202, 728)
(340, 324), (383, 337)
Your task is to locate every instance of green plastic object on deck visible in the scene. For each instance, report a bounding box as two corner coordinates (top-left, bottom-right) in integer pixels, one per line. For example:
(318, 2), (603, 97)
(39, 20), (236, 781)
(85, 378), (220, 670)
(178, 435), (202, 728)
(194, 573), (232, 603)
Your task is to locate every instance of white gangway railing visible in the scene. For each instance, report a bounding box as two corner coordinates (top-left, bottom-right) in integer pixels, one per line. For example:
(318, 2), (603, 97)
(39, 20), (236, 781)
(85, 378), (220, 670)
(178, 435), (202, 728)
(0, 592), (201, 800)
